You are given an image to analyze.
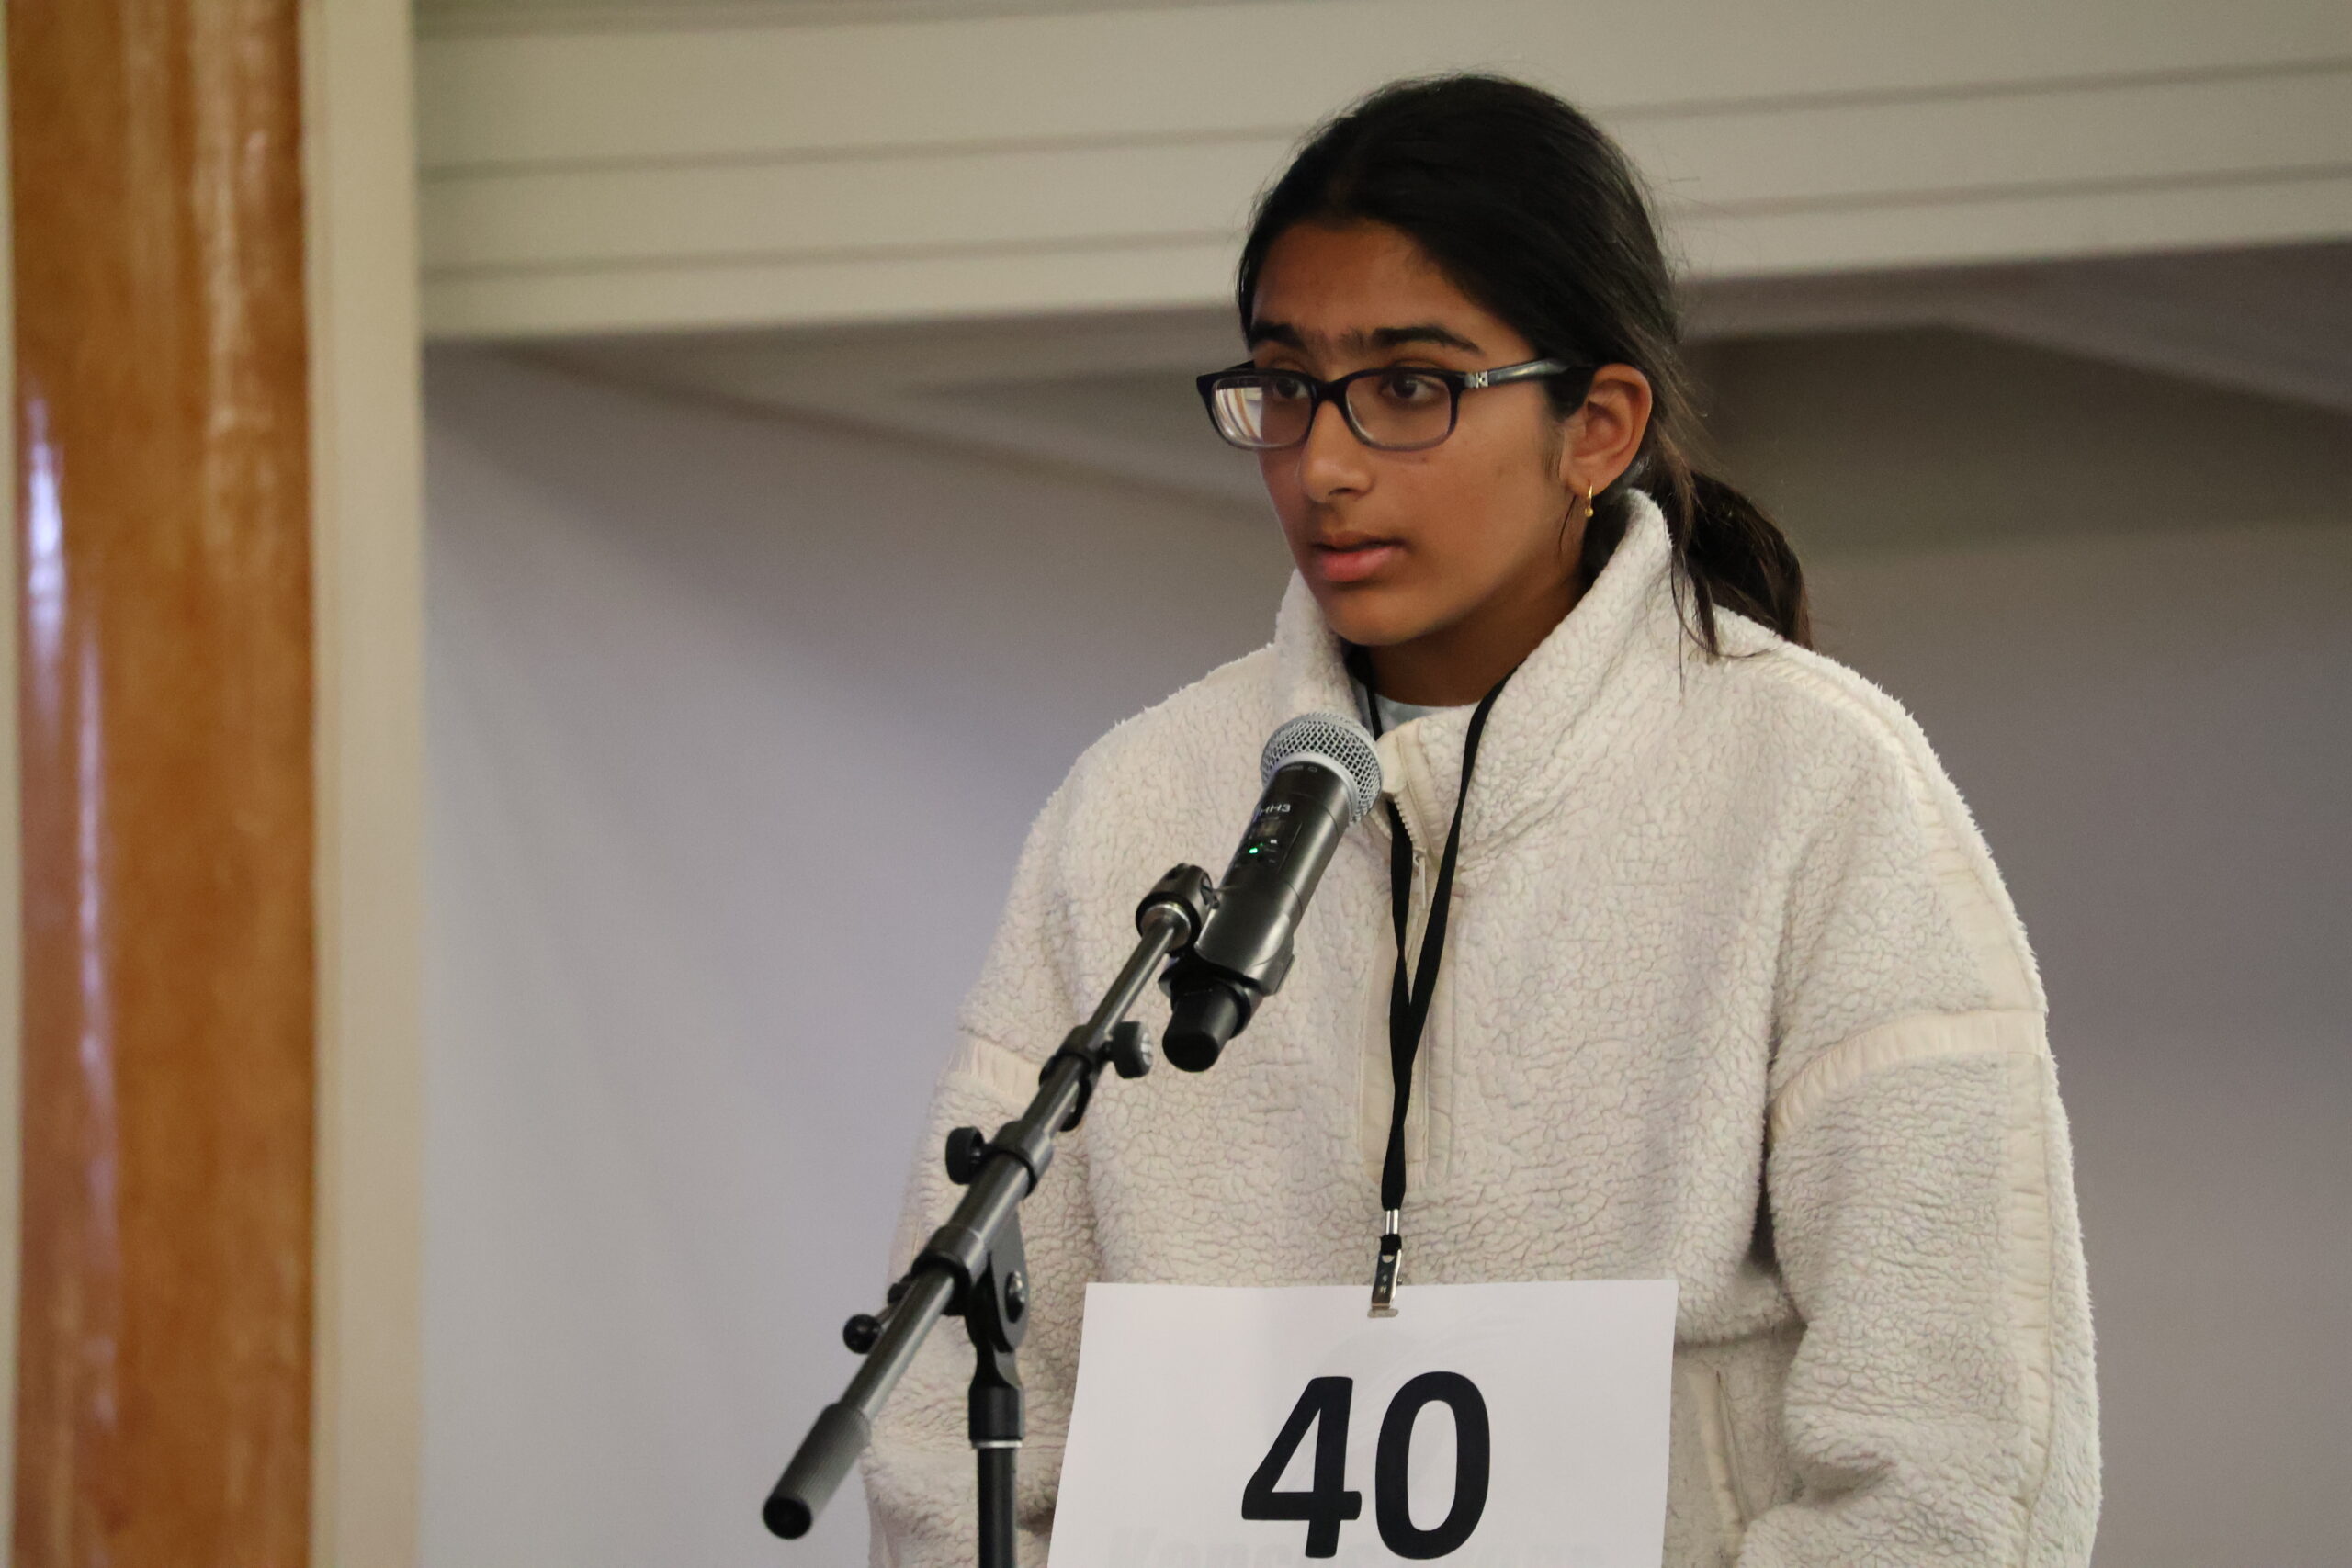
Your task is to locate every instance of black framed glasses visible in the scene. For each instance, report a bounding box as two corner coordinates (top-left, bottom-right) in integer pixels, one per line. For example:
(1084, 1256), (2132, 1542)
(1196, 357), (1589, 452)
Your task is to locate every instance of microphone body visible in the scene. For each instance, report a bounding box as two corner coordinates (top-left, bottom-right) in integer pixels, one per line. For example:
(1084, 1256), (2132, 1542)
(1163, 713), (1382, 1071)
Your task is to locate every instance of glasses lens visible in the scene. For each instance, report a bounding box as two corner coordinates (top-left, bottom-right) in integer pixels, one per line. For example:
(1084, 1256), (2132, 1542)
(1345, 368), (1455, 449)
(1210, 374), (1313, 449)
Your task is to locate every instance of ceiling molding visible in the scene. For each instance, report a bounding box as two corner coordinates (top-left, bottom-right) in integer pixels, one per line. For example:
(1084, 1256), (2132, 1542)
(531, 307), (1269, 504)
(1690, 245), (2352, 417)
(531, 243), (2352, 510)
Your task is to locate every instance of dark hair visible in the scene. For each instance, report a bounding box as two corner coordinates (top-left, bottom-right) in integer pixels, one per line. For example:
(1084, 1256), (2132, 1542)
(1237, 74), (1809, 652)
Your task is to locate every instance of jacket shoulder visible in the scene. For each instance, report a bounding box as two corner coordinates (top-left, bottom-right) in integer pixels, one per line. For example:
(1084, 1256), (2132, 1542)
(956, 644), (1280, 1053)
(1709, 620), (2045, 1017)
(1060, 641), (1280, 805)
(1703, 615), (1942, 782)
(1010, 642), (1279, 937)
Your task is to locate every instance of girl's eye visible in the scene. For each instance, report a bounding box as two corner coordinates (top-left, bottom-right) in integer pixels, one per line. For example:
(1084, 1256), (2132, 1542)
(1261, 374), (1314, 403)
(1376, 370), (1446, 406)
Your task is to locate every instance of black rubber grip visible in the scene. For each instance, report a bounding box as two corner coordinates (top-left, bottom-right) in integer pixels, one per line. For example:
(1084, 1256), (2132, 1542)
(763, 1402), (871, 1539)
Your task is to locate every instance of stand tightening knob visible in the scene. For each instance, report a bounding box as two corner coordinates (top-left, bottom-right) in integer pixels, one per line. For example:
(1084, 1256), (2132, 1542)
(1107, 1021), (1155, 1080)
(944, 1125), (989, 1186)
(842, 1314), (882, 1354)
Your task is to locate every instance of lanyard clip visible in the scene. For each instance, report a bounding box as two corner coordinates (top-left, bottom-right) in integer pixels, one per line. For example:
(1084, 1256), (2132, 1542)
(1369, 1210), (1402, 1318)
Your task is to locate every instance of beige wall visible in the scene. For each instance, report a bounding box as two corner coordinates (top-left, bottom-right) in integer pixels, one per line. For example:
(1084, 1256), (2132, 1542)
(421, 334), (2349, 1566)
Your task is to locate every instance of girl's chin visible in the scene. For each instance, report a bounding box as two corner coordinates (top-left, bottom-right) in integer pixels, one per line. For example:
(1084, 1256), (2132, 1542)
(1308, 582), (1439, 650)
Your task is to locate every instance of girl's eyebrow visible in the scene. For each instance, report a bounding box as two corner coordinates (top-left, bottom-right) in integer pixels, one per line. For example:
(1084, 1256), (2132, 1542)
(1367, 323), (1481, 353)
(1243, 320), (1483, 354)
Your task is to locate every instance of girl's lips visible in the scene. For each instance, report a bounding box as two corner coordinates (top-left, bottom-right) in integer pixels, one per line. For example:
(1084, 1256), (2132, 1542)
(1312, 539), (1402, 584)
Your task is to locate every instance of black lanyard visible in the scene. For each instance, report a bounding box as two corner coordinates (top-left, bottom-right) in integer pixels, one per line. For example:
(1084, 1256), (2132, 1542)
(1356, 656), (1516, 1314)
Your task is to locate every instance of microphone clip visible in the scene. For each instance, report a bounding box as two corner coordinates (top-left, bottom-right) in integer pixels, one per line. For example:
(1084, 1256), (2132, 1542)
(1134, 863), (1216, 951)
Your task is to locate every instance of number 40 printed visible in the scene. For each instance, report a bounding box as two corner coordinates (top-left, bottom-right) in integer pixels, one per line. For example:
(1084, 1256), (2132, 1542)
(1241, 1373), (1490, 1561)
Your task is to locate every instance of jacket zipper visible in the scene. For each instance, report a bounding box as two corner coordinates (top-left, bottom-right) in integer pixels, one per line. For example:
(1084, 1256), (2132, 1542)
(1701, 1364), (1755, 1550)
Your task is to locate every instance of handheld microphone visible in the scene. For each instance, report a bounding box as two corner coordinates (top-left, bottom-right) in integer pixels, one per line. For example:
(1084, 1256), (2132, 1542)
(1162, 713), (1384, 1072)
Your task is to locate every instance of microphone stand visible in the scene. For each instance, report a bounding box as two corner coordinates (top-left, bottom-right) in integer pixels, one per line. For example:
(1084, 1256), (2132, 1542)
(763, 863), (1216, 1567)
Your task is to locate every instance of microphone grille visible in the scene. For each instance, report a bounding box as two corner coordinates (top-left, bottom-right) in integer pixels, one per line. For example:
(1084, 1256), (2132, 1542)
(1261, 712), (1384, 825)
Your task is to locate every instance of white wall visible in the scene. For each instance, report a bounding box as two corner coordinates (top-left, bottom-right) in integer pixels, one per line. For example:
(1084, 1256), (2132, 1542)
(422, 347), (1285, 1568)
(1808, 528), (2352, 1568)
(423, 344), (2349, 1567)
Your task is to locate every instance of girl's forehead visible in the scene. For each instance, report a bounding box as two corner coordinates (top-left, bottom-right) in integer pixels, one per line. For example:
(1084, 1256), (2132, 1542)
(1258, 224), (1458, 299)
(1250, 222), (1512, 350)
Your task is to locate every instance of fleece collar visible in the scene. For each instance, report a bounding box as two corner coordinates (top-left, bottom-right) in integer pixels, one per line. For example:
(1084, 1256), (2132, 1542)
(1271, 490), (1690, 862)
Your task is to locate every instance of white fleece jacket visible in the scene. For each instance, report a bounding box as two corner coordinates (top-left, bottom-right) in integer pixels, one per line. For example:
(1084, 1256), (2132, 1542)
(865, 494), (2100, 1567)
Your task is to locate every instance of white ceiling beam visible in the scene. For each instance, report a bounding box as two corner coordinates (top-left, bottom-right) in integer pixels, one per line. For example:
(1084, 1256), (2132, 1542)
(419, 0), (2347, 171)
(419, 0), (2352, 340)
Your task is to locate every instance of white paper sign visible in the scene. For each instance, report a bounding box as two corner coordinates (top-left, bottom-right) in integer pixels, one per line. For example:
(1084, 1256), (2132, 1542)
(1047, 1280), (1678, 1568)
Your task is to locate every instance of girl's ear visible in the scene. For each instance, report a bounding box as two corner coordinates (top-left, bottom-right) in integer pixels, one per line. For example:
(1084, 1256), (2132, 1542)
(1559, 365), (1654, 495)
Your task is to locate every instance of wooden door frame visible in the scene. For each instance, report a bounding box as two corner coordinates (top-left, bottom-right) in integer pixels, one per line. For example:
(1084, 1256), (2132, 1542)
(3, 0), (424, 1559)
(303, 0), (426, 1562)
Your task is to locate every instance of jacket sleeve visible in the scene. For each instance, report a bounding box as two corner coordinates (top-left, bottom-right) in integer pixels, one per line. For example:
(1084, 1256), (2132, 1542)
(863, 782), (1104, 1568)
(1737, 675), (2101, 1567)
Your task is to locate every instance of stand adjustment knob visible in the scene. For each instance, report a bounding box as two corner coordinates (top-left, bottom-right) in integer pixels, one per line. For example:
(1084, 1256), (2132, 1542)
(944, 1125), (989, 1185)
(842, 1314), (882, 1354)
(1107, 1021), (1155, 1080)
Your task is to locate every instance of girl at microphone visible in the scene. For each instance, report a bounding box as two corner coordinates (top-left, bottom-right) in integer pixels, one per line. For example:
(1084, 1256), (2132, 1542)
(866, 74), (2098, 1568)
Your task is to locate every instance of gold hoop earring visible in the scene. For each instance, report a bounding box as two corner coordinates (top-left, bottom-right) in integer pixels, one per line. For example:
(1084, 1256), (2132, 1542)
(1578, 484), (1595, 522)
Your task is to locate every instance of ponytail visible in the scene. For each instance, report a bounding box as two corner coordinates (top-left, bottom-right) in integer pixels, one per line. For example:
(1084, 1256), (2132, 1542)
(1643, 445), (1811, 653)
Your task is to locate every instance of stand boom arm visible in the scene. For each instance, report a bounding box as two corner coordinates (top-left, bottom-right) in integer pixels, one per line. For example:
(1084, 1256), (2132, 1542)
(762, 867), (1212, 1542)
